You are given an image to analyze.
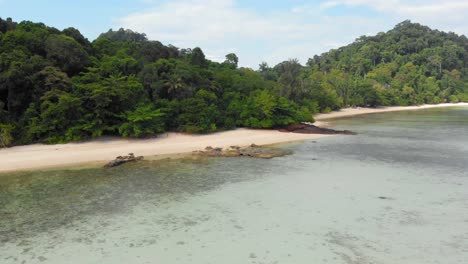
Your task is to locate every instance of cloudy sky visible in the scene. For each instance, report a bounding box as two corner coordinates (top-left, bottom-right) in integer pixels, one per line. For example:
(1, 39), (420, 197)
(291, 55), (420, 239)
(2, 0), (468, 68)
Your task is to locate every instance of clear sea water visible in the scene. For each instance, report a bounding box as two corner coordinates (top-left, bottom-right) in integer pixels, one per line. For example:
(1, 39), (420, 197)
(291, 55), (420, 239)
(1, 107), (468, 264)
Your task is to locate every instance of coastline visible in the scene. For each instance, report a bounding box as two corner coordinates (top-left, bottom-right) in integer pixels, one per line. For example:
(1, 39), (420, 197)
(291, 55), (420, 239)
(1, 102), (467, 173)
(0, 129), (330, 173)
(314, 102), (468, 124)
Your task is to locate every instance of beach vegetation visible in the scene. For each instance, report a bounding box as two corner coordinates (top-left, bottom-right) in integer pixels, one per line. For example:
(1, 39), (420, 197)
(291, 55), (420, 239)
(0, 124), (14, 147)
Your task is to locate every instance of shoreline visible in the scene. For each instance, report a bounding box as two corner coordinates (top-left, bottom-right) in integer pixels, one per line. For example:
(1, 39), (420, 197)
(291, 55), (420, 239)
(0, 129), (330, 173)
(314, 102), (468, 124)
(1, 102), (467, 173)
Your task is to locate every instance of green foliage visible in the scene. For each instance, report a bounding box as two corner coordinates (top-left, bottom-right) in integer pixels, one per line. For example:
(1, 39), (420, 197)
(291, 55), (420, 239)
(0, 17), (17, 34)
(306, 20), (468, 107)
(0, 50), (48, 116)
(118, 104), (167, 138)
(190, 47), (207, 68)
(235, 90), (312, 129)
(26, 90), (83, 144)
(457, 93), (468, 102)
(98, 28), (147, 43)
(175, 90), (220, 133)
(224, 53), (239, 68)
(305, 72), (342, 111)
(45, 34), (89, 75)
(449, 95), (459, 103)
(258, 62), (278, 81)
(0, 123), (14, 147)
(72, 73), (147, 137)
(348, 79), (386, 107)
(2, 17), (467, 147)
(97, 50), (140, 77)
(62, 27), (90, 48)
(276, 59), (303, 102)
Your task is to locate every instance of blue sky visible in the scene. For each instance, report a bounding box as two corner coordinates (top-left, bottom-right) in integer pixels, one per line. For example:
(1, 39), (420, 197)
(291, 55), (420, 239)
(2, 0), (468, 68)
(0, 0), (152, 38)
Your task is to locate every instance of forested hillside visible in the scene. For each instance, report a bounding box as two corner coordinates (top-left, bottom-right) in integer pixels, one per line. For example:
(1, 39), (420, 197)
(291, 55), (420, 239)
(1, 18), (467, 147)
(306, 20), (468, 107)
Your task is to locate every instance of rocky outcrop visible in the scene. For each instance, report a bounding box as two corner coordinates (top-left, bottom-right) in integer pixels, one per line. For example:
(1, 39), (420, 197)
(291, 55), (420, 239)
(194, 144), (290, 159)
(104, 153), (144, 168)
(280, 123), (356, 135)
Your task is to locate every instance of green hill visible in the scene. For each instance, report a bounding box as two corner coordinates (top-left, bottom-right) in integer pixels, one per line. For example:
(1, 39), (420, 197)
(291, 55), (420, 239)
(306, 20), (468, 107)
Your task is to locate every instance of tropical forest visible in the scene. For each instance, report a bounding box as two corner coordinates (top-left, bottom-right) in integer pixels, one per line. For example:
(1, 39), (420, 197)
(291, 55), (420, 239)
(1, 18), (467, 146)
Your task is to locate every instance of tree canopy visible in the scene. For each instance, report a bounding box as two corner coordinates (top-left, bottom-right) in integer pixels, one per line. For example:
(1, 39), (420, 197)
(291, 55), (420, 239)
(0, 18), (467, 147)
(305, 20), (468, 107)
(0, 17), (312, 146)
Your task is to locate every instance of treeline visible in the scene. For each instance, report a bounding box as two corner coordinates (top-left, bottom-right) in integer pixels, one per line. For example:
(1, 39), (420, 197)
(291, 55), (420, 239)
(1, 18), (467, 146)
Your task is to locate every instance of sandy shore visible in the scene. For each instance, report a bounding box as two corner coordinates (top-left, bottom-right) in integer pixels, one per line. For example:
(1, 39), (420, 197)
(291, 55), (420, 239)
(314, 102), (468, 123)
(0, 129), (329, 173)
(2, 102), (467, 173)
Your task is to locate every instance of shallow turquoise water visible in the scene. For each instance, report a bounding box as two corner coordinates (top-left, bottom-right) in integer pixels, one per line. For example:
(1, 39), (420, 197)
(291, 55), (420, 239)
(1, 107), (468, 264)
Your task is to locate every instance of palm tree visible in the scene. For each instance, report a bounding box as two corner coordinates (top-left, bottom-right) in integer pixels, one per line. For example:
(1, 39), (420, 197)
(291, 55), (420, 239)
(165, 74), (185, 99)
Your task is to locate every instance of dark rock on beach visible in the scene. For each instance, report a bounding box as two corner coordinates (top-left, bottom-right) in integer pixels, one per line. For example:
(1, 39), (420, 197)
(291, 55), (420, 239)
(105, 153), (144, 168)
(280, 123), (356, 135)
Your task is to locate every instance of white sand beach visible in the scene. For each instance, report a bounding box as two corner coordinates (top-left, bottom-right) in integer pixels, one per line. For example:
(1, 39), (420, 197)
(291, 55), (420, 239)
(314, 102), (468, 121)
(0, 129), (329, 173)
(1, 102), (467, 173)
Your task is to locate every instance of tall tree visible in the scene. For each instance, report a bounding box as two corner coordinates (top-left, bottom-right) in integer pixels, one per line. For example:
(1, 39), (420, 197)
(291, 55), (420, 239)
(224, 53), (239, 68)
(190, 47), (207, 68)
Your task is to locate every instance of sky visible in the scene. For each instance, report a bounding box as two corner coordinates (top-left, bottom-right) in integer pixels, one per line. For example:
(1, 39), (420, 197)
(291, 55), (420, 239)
(2, 0), (468, 68)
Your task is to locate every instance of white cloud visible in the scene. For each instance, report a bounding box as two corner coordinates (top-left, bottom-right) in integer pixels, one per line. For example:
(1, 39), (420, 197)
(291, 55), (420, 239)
(120, 0), (322, 47)
(117, 0), (468, 68)
(322, 0), (468, 16)
(321, 0), (468, 33)
(319, 1), (340, 10)
(118, 0), (390, 68)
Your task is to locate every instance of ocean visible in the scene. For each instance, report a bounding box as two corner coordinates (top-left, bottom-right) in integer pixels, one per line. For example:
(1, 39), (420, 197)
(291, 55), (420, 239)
(1, 107), (467, 264)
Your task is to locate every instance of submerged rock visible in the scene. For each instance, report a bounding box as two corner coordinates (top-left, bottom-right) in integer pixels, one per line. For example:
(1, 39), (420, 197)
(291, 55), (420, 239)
(194, 145), (290, 159)
(104, 153), (144, 168)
